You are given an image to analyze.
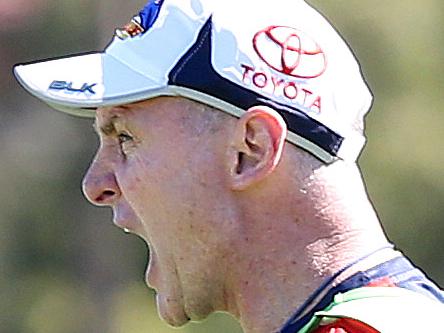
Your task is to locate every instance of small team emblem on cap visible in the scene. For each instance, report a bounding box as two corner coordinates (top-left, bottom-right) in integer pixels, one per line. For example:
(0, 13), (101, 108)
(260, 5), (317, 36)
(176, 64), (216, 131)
(115, 16), (145, 40)
(115, 0), (165, 40)
(253, 26), (327, 79)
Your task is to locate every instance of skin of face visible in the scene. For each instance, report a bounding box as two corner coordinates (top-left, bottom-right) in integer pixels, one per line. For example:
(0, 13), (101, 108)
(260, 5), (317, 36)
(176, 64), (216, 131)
(82, 97), (241, 326)
(81, 95), (392, 333)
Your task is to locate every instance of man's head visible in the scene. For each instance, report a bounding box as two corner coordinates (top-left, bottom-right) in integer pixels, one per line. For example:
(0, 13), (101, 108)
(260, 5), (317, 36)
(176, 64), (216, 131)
(80, 96), (380, 327)
(14, 0), (380, 330)
(80, 96), (289, 325)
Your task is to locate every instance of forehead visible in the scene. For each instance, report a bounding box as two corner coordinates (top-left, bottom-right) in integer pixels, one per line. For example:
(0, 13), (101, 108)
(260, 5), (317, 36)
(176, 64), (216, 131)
(96, 99), (156, 123)
(94, 97), (181, 131)
(94, 96), (232, 139)
(95, 96), (206, 123)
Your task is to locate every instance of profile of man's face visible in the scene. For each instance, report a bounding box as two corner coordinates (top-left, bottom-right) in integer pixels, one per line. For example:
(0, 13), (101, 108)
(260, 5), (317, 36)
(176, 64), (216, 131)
(82, 97), (239, 326)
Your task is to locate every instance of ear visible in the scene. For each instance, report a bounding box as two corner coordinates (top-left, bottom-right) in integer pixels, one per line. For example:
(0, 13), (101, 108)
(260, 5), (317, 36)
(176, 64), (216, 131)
(228, 105), (287, 191)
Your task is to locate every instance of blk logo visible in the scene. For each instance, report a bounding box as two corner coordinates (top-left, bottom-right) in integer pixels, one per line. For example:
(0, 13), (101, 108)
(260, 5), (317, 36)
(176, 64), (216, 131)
(253, 26), (327, 79)
(49, 81), (97, 94)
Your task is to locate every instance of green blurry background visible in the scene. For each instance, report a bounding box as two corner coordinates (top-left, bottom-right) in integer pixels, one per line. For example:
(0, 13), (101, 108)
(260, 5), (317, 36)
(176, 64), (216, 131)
(1, 0), (443, 332)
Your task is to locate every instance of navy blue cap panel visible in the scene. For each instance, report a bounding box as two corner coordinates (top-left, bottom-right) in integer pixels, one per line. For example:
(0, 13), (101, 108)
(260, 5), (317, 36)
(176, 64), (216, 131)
(168, 18), (344, 157)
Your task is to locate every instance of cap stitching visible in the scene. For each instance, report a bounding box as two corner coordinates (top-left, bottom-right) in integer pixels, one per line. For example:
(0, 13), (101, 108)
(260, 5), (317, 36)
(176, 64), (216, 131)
(170, 19), (212, 82)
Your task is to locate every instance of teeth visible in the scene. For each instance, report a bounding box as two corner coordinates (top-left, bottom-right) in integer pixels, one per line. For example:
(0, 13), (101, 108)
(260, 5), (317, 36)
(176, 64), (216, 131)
(123, 228), (131, 234)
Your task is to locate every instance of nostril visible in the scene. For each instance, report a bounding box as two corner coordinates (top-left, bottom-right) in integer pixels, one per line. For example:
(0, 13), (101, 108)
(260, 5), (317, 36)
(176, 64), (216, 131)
(96, 190), (116, 204)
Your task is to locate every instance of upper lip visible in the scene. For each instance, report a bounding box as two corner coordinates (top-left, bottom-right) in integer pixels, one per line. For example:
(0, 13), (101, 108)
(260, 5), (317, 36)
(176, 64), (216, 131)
(114, 220), (133, 233)
(113, 206), (140, 233)
(113, 217), (138, 234)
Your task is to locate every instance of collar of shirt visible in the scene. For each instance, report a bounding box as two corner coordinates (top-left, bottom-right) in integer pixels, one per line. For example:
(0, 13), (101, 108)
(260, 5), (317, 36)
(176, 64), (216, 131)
(278, 245), (418, 333)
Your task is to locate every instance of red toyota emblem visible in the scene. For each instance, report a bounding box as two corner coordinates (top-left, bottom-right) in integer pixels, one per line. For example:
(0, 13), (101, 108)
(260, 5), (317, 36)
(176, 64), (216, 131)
(253, 26), (327, 79)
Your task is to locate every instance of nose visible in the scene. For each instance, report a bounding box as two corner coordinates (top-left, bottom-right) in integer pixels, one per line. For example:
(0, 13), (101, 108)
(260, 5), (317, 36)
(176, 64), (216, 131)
(82, 159), (121, 206)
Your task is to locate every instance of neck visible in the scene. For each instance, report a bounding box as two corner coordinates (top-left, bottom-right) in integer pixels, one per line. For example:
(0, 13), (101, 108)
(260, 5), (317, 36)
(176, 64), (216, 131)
(223, 166), (391, 332)
(227, 225), (390, 333)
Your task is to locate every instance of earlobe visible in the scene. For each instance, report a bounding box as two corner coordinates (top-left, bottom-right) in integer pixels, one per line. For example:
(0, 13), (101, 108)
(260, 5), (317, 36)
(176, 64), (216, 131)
(229, 106), (287, 191)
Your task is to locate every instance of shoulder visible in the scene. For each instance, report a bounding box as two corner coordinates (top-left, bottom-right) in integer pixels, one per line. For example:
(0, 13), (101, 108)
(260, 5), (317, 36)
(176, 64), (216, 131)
(310, 287), (444, 333)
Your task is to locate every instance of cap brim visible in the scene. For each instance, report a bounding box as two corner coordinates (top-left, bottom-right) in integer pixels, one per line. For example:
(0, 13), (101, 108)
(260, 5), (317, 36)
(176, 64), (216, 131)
(14, 52), (170, 117)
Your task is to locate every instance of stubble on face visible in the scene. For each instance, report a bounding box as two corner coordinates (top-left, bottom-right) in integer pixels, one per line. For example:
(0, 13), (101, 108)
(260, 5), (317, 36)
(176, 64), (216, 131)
(93, 97), (239, 326)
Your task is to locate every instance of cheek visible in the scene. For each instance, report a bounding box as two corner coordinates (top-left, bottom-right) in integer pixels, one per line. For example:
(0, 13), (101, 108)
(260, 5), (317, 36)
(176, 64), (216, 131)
(115, 150), (183, 224)
(115, 141), (224, 239)
(117, 154), (160, 203)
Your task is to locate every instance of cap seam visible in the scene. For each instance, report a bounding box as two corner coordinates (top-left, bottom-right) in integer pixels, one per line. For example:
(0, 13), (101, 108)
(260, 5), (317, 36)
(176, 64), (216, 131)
(170, 17), (212, 82)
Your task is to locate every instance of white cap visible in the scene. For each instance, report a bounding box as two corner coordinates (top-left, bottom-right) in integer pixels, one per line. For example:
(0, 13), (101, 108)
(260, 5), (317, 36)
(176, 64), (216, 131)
(14, 0), (373, 163)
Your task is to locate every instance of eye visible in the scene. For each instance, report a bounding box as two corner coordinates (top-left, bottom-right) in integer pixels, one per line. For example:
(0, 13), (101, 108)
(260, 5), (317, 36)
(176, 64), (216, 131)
(118, 132), (133, 145)
(117, 131), (136, 157)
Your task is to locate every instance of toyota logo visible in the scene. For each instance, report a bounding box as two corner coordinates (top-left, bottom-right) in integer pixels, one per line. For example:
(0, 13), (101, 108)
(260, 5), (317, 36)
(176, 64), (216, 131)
(253, 26), (327, 79)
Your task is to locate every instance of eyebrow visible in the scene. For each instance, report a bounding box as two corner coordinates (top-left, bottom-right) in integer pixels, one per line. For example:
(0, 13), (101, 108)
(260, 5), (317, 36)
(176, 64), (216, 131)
(94, 115), (120, 136)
